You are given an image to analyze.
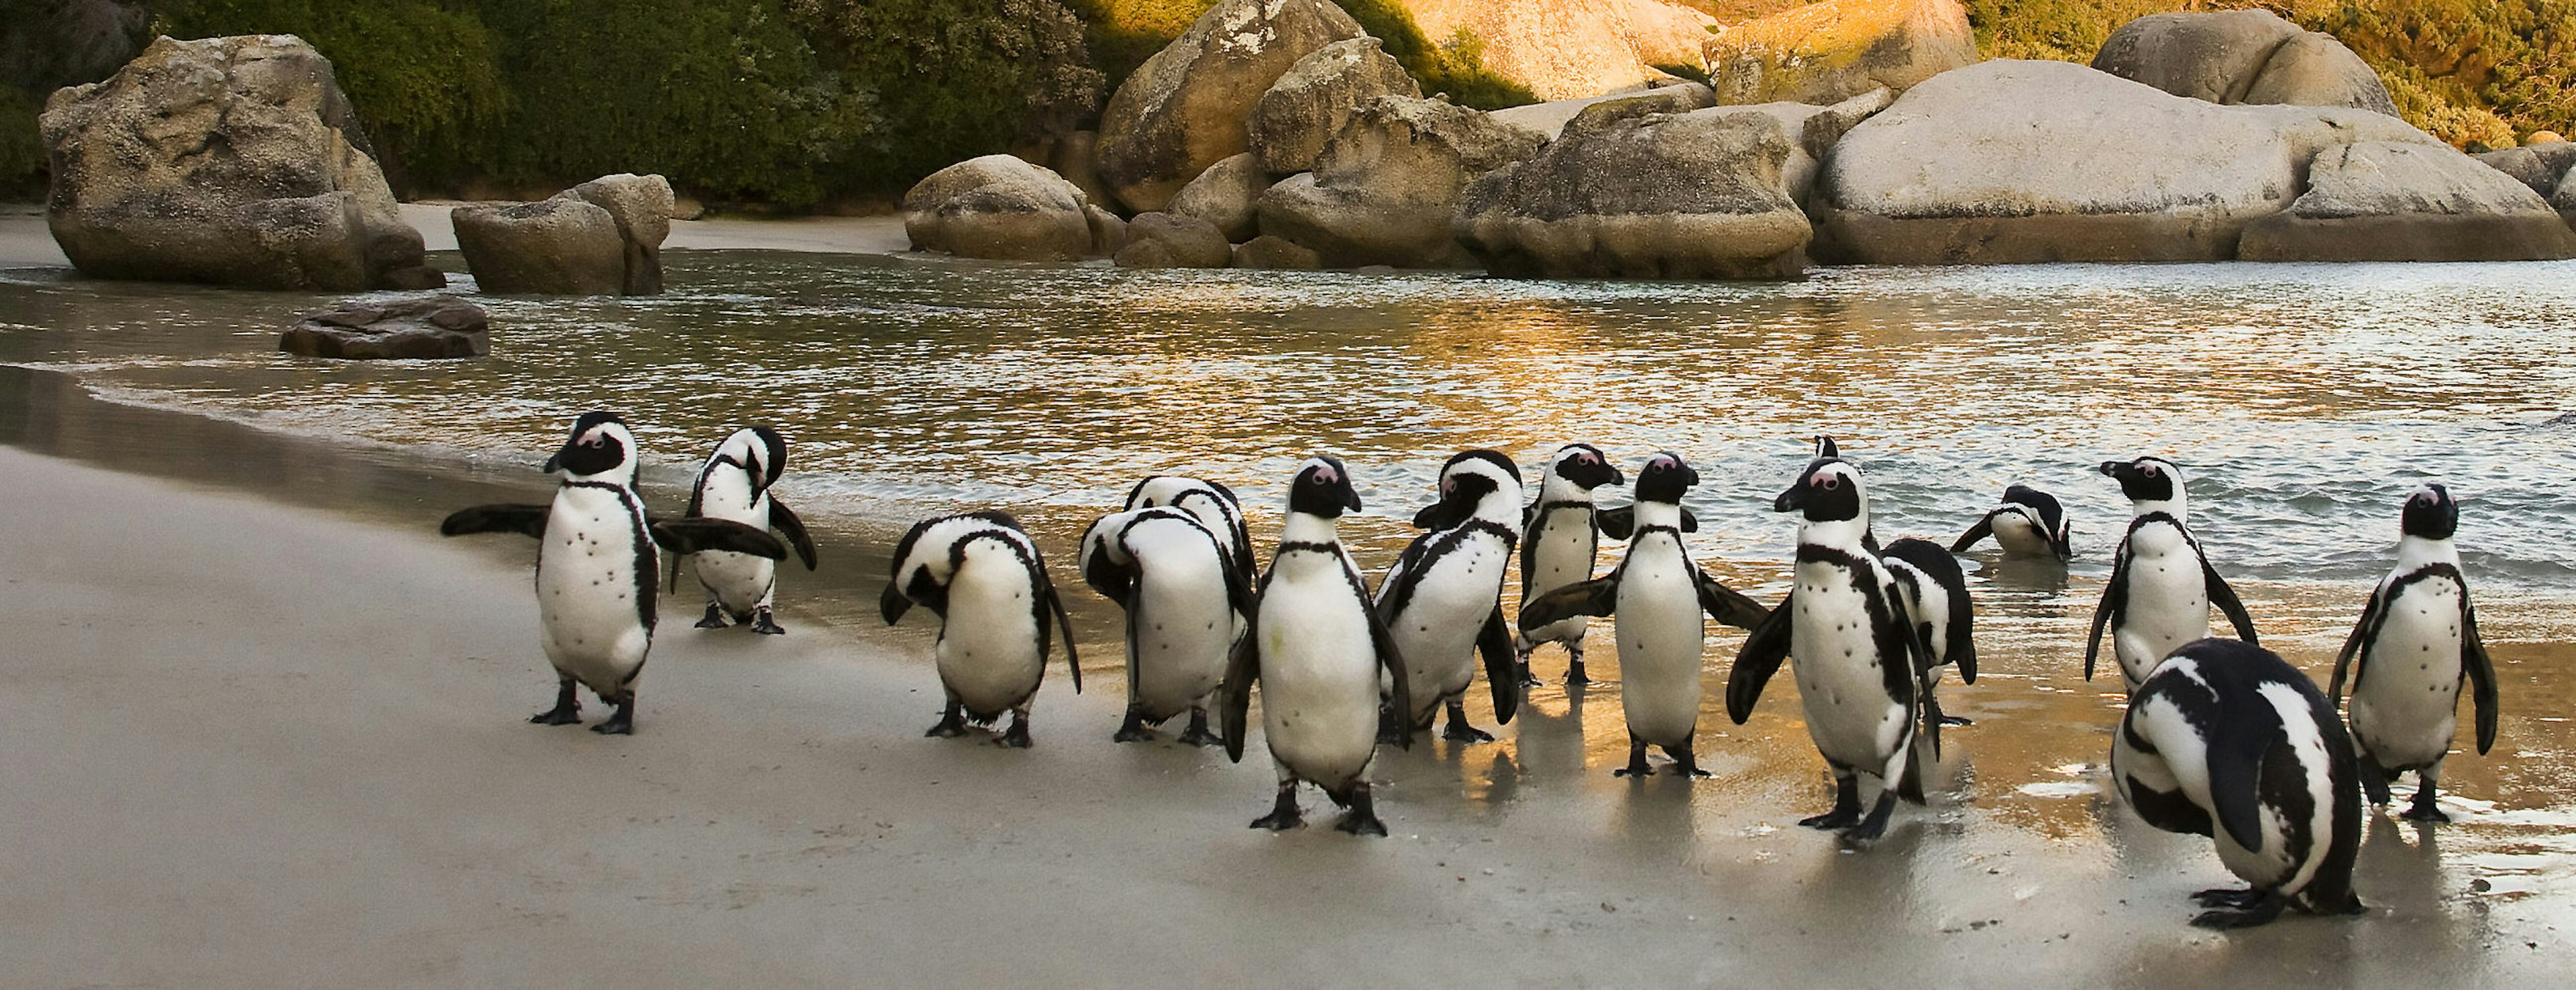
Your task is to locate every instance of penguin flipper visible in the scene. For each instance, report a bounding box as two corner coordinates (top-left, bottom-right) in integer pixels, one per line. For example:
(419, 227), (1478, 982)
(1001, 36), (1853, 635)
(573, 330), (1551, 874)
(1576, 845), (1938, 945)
(2203, 558), (2259, 645)
(1597, 506), (1635, 541)
(1678, 508), (1699, 534)
(1516, 575), (1618, 630)
(1726, 593), (1794, 724)
(2084, 557), (2128, 682)
(1693, 569), (1768, 630)
(2206, 715), (2275, 856)
(1220, 608), (1260, 763)
(1076, 521), (1134, 608)
(2461, 593), (2498, 755)
(1949, 514), (1993, 553)
(1033, 558), (1081, 694)
(1368, 590), (1414, 751)
(1478, 606), (1519, 725)
(767, 499), (820, 570)
(2326, 585), (2385, 708)
(439, 504), (549, 539)
(648, 517), (788, 559)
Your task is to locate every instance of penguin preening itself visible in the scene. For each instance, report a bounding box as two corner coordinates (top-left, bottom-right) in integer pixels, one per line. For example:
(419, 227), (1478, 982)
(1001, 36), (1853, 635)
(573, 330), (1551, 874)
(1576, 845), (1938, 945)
(1126, 475), (1256, 586)
(1518, 453), (1767, 777)
(679, 426), (818, 635)
(880, 512), (1082, 747)
(1950, 484), (2072, 561)
(2086, 457), (2260, 692)
(1377, 450), (1525, 742)
(2328, 483), (2499, 823)
(1221, 457), (1412, 836)
(1879, 537), (1978, 730)
(1727, 454), (1931, 840)
(2114, 638), (2365, 929)
(1514, 443), (1625, 686)
(440, 412), (788, 734)
(1079, 506), (1251, 746)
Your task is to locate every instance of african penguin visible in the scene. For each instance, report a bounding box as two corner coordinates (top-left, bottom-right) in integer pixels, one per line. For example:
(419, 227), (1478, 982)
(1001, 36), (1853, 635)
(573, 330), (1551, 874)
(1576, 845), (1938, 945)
(1375, 450), (1525, 742)
(1126, 475), (1256, 586)
(1950, 484), (2072, 561)
(1079, 505), (1251, 746)
(1220, 457), (1412, 836)
(1513, 443), (1625, 686)
(2114, 638), (2364, 928)
(440, 412), (787, 734)
(2086, 457), (2260, 692)
(1880, 537), (1978, 731)
(1519, 453), (1767, 777)
(2327, 483), (2499, 823)
(680, 426), (818, 635)
(1727, 454), (1931, 840)
(879, 511), (1082, 747)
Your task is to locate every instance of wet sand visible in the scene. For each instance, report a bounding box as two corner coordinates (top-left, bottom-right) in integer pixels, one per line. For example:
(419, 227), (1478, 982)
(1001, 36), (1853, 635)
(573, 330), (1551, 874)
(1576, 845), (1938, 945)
(3, 435), (2565, 987)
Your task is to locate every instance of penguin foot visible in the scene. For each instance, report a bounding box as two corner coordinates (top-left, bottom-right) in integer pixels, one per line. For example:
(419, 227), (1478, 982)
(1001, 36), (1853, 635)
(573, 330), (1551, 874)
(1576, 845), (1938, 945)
(1838, 793), (1898, 842)
(1613, 740), (1652, 777)
(1251, 786), (1303, 831)
(2400, 802), (2451, 824)
(1175, 712), (1224, 748)
(1517, 661), (1540, 689)
(695, 603), (729, 629)
(1670, 753), (1714, 779)
(1799, 809), (1858, 828)
(925, 704), (969, 738)
(1566, 660), (1591, 687)
(2189, 891), (2287, 930)
(1938, 714), (1974, 727)
(1442, 722), (1495, 743)
(749, 609), (787, 635)
(998, 714), (1033, 749)
(1111, 726), (1157, 742)
(2190, 887), (2265, 909)
(590, 698), (634, 735)
(1335, 786), (1388, 837)
(530, 681), (581, 725)
(2359, 754), (2395, 806)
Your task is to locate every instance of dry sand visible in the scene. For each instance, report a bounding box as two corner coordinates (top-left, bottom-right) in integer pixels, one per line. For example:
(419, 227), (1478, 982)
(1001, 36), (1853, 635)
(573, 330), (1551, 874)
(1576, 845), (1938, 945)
(2, 443), (2561, 987)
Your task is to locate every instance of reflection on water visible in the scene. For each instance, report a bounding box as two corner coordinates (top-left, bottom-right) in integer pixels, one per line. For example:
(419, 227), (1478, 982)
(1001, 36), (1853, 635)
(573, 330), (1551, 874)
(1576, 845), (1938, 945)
(3, 252), (2572, 958)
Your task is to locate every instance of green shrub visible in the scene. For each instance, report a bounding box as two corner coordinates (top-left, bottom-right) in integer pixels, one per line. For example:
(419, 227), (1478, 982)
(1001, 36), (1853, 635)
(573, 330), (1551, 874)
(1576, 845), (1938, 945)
(1, 85), (45, 201)
(1332, 1), (1533, 109)
(788, 0), (1102, 186)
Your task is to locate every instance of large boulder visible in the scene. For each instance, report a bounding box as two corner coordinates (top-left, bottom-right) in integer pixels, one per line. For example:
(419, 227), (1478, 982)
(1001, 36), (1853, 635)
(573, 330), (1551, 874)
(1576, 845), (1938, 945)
(1093, 0), (1363, 213)
(1258, 96), (1546, 268)
(2239, 142), (2576, 261)
(1487, 82), (1713, 140)
(278, 296), (489, 360)
(1166, 152), (1271, 242)
(1396, 0), (1721, 101)
(2093, 11), (2396, 115)
(1114, 212), (1232, 269)
(452, 197), (627, 295)
(1814, 61), (2571, 264)
(1703, 0), (1978, 107)
(39, 34), (435, 290)
(2556, 170), (2576, 229)
(1232, 235), (1321, 270)
(568, 173), (673, 295)
(2476, 144), (2576, 197)
(1248, 38), (1420, 175)
(902, 154), (1103, 262)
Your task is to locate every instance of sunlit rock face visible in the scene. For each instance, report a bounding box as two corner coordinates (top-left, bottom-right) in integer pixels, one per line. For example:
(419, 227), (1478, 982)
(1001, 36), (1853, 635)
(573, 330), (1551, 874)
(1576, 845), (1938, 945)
(1256, 95), (1544, 268)
(1703, 0), (1978, 107)
(1094, 0), (1365, 213)
(2092, 9), (2396, 117)
(1248, 37), (1419, 176)
(1397, 0), (1721, 101)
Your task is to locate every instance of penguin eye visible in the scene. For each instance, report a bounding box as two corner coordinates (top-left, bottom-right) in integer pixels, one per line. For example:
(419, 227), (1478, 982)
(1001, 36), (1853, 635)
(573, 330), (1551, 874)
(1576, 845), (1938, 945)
(1819, 475), (1840, 490)
(2141, 464), (2159, 477)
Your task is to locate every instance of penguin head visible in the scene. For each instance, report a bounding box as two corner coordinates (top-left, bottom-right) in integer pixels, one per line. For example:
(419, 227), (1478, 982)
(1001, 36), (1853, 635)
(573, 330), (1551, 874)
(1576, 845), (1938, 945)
(1776, 457), (1866, 526)
(2100, 457), (2184, 511)
(1287, 456), (1362, 519)
(1632, 451), (1699, 505)
(748, 425), (788, 489)
(1413, 449), (1522, 529)
(2400, 482), (2457, 541)
(1548, 443), (1623, 491)
(546, 412), (636, 482)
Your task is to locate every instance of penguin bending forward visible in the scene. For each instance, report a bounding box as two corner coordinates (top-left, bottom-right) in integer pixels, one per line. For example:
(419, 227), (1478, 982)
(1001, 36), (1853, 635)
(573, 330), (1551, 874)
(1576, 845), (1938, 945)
(680, 426), (818, 635)
(2115, 638), (2365, 928)
(1950, 484), (2072, 561)
(1079, 506), (1252, 745)
(1727, 454), (1932, 840)
(2328, 484), (2499, 823)
(1126, 475), (1256, 586)
(879, 512), (1081, 747)
(1513, 443), (1625, 685)
(2086, 457), (2260, 692)
(440, 412), (788, 734)
(1880, 537), (1978, 732)
(1519, 453), (1767, 777)
(1221, 457), (1413, 836)
(1376, 450), (1525, 742)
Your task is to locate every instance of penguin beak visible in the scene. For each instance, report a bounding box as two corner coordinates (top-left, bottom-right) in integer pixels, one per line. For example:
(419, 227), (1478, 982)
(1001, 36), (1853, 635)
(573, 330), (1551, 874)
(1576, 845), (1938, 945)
(879, 581), (912, 625)
(1773, 483), (1805, 512)
(1342, 481), (1363, 514)
(2098, 461), (2124, 478)
(541, 452), (561, 474)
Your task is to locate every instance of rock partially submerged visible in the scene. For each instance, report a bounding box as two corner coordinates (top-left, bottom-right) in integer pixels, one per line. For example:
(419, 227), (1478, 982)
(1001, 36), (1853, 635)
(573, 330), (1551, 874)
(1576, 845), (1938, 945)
(453, 197), (627, 295)
(903, 155), (1107, 262)
(1114, 212), (1232, 269)
(278, 296), (489, 360)
(40, 34), (437, 291)
(2092, 10), (2396, 115)
(569, 174), (674, 295)
(2239, 141), (2576, 262)
(1703, 0), (1978, 107)
(1094, 0), (1363, 212)
(1258, 97), (1546, 268)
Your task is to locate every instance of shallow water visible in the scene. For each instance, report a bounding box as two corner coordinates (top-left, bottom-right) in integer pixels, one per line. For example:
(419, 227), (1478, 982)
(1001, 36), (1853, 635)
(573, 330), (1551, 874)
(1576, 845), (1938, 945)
(3, 251), (2572, 951)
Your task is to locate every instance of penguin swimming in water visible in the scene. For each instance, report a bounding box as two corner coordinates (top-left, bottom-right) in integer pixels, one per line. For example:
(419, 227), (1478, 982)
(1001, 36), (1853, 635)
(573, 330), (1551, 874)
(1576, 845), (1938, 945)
(1126, 475), (1256, 586)
(2086, 457), (2260, 692)
(2114, 637), (2365, 929)
(1079, 505), (1252, 746)
(1518, 453), (1768, 777)
(440, 412), (788, 734)
(880, 512), (1082, 747)
(1727, 454), (1931, 840)
(2328, 483), (2499, 823)
(680, 426), (819, 635)
(1376, 450), (1525, 742)
(1880, 537), (1978, 730)
(1221, 457), (1412, 836)
(1513, 443), (1625, 686)
(1950, 484), (2072, 561)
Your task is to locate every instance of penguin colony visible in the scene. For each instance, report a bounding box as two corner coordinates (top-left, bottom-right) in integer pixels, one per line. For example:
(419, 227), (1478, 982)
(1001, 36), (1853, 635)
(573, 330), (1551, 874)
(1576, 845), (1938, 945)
(443, 417), (2507, 930)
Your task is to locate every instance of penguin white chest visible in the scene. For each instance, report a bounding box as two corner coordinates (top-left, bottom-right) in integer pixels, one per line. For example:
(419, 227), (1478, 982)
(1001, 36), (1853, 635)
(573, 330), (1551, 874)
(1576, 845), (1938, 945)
(1125, 539), (1235, 719)
(1524, 514), (1597, 641)
(2350, 577), (2465, 767)
(1388, 533), (1511, 710)
(1788, 561), (1908, 769)
(1258, 560), (1380, 787)
(1614, 538), (1707, 747)
(935, 544), (1048, 718)
(535, 488), (653, 690)
(2114, 524), (2211, 681)
(1992, 512), (2051, 556)
(692, 473), (776, 612)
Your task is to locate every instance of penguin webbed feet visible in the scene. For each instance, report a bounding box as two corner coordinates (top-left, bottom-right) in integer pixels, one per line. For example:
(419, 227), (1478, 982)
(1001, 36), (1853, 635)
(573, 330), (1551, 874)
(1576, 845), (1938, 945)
(2188, 889), (2288, 929)
(1799, 775), (1864, 830)
(1938, 714), (1974, 727)
(1670, 744), (1713, 779)
(1611, 738), (1653, 778)
(695, 602), (729, 629)
(2358, 753), (2395, 806)
(925, 702), (970, 738)
(530, 681), (582, 726)
(2190, 887), (2266, 909)
(588, 694), (634, 735)
(1251, 783), (1303, 831)
(1174, 710), (1224, 748)
(2400, 791), (2451, 824)
(1332, 784), (1388, 837)
(998, 712), (1034, 749)
(1515, 659), (1541, 689)
(749, 608), (786, 635)
(1564, 658), (1590, 687)
(1441, 702), (1495, 743)
(1112, 707), (1157, 743)
(1838, 792), (1899, 843)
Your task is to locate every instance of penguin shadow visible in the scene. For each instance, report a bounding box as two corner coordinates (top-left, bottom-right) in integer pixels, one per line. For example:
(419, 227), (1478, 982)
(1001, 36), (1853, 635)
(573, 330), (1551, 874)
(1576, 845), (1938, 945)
(1506, 676), (1593, 780)
(1607, 769), (1701, 854)
(2359, 813), (2453, 922)
(1980, 556), (2074, 594)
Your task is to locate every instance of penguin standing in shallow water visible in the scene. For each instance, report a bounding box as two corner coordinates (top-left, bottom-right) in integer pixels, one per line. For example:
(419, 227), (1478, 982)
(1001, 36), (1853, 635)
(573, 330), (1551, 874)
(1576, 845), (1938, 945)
(1080, 505), (1251, 745)
(1951, 484), (2072, 561)
(880, 512), (1081, 747)
(2115, 638), (2365, 928)
(1519, 453), (1767, 777)
(1376, 450), (1525, 742)
(1880, 537), (1977, 730)
(1727, 455), (1930, 840)
(2086, 457), (2260, 692)
(2328, 483), (2499, 822)
(1126, 475), (1256, 586)
(680, 426), (818, 635)
(1222, 457), (1412, 836)
(1513, 443), (1625, 685)
(441, 412), (788, 734)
